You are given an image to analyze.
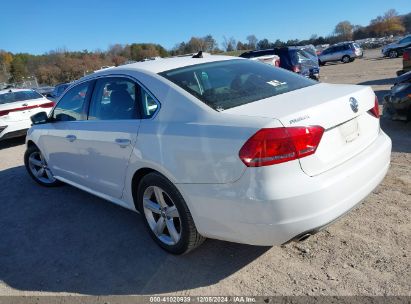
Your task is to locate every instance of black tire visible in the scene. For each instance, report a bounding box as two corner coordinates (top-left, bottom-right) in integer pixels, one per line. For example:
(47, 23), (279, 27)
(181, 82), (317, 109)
(137, 172), (205, 254)
(389, 50), (398, 58)
(319, 60), (325, 66)
(342, 55), (350, 63)
(24, 144), (62, 187)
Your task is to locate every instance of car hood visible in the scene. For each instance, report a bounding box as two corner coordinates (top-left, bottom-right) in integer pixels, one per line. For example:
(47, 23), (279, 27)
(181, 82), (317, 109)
(395, 70), (411, 85)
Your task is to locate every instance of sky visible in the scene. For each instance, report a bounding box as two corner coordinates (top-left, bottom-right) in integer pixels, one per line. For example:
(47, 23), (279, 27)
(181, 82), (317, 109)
(1, 0), (410, 55)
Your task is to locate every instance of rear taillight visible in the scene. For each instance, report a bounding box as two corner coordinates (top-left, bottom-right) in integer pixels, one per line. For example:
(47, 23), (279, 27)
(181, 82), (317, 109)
(292, 65), (301, 73)
(275, 59), (280, 67)
(239, 126), (324, 167)
(369, 96), (380, 118)
(0, 110), (10, 117)
(404, 51), (410, 61)
(40, 101), (55, 108)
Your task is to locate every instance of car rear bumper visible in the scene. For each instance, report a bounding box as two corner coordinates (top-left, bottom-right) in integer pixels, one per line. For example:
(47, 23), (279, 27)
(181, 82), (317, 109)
(177, 130), (391, 246)
(0, 119), (31, 140)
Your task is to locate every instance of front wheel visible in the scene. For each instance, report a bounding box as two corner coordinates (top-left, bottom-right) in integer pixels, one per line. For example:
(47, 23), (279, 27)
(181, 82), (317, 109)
(24, 145), (62, 187)
(137, 172), (205, 254)
(389, 50), (398, 58)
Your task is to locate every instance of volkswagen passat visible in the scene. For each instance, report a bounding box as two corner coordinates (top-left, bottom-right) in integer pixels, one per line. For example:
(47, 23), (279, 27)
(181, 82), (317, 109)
(25, 54), (391, 254)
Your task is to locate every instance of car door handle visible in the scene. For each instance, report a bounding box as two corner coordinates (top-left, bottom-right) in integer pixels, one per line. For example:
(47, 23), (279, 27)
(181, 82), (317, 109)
(115, 138), (131, 148)
(66, 135), (77, 142)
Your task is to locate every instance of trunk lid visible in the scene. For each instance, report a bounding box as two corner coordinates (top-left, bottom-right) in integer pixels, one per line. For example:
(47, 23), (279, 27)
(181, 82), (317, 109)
(0, 97), (51, 121)
(224, 83), (380, 176)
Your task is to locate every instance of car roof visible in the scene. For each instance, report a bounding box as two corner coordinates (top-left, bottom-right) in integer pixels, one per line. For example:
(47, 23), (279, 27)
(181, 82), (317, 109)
(0, 88), (36, 95)
(93, 55), (238, 75)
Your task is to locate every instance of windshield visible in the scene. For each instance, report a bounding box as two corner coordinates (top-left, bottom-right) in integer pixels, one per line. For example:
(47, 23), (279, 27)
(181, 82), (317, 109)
(0, 90), (43, 105)
(160, 59), (316, 111)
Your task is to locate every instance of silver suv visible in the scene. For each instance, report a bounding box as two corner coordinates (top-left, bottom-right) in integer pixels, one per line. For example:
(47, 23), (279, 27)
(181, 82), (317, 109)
(318, 42), (363, 65)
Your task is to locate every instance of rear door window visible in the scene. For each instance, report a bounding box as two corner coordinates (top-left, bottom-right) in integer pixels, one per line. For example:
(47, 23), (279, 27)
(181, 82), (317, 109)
(88, 77), (138, 120)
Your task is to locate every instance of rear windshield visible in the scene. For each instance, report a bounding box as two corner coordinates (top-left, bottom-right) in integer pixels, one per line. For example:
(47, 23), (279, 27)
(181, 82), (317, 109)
(159, 59), (316, 111)
(0, 90), (43, 105)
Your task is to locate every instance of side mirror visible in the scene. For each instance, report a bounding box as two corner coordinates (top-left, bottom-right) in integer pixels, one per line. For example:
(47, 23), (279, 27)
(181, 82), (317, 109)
(31, 111), (49, 125)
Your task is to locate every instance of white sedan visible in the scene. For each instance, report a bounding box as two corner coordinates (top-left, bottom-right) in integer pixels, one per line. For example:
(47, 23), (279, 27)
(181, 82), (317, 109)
(0, 89), (55, 140)
(24, 54), (391, 254)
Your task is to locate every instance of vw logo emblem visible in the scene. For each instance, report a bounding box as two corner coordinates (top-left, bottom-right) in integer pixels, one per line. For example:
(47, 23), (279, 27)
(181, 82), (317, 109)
(349, 97), (359, 113)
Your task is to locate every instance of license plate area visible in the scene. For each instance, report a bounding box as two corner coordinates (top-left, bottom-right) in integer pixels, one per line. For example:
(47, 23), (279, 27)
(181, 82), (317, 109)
(339, 118), (359, 143)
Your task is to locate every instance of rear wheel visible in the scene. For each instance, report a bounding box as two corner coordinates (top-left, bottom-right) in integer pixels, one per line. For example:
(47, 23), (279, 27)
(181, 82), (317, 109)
(389, 50), (398, 58)
(24, 145), (62, 187)
(342, 55), (350, 63)
(137, 172), (205, 254)
(319, 60), (325, 66)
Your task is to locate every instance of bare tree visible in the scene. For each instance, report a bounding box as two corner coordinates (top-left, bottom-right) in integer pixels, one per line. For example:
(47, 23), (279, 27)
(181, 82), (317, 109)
(222, 36), (236, 52)
(246, 35), (258, 49)
(334, 21), (353, 41)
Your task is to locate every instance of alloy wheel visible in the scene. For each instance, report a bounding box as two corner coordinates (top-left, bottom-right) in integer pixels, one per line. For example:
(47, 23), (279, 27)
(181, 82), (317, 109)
(389, 50), (398, 58)
(28, 151), (56, 184)
(143, 185), (182, 246)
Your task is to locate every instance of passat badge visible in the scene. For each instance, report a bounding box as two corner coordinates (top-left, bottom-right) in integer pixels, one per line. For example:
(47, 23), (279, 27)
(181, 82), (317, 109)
(349, 97), (359, 113)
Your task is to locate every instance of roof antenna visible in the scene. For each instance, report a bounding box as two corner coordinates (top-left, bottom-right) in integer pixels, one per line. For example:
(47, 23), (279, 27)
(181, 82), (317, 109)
(192, 51), (203, 58)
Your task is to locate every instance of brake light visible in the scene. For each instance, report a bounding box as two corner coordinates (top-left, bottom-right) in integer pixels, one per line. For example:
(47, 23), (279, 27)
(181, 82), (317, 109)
(40, 101), (55, 108)
(292, 65), (301, 73)
(0, 110), (10, 117)
(404, 51), (410, 61)
(275, 59), (280, 67)
(239, 126), (324, 167)
(0, 101), (55, 117)
(369, 96), (380, 118)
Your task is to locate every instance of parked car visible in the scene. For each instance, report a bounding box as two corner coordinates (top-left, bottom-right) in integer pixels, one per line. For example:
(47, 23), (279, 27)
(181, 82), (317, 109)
(48, 83), (70, 101)
(240, 47), (320, 80)
(34, 86), (55, 97)
(318, 42), (363, 65)
(383, 70), (411, 121)
(25, 55), (391, 254)
(396, 48), (411, 76)
(0, 89), (55, 140)
(382, 35), (411, 58)
(238, 49), (280, 67)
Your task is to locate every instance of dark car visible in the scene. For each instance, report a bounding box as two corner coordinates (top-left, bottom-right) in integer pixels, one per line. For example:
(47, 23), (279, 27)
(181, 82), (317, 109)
(382, 35), (411, 58)
(48, 83), (70, 101)
(240, 47), (320, 80)
(383, 70), (411, 121)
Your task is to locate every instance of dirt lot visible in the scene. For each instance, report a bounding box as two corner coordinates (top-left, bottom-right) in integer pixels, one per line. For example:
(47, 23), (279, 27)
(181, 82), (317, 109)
(0, 49), (410, 296)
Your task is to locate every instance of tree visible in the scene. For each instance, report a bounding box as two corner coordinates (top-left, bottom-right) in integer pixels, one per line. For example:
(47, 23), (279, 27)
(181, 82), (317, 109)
(334, 21), (353, 41)
(257, 39), (272, 50)
(222, 36), (236, 52)
(0, 51), (13, 82)
(370, 9), (405, 36)
(236, 41), (248, 50)
(246, 35), (258, 50)
(9, 56), (27, 83)
(203, 35), (218, 52)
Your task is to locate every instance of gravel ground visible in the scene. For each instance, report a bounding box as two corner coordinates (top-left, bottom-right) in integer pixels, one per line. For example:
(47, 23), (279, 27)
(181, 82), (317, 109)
(0, 49), (409, 296)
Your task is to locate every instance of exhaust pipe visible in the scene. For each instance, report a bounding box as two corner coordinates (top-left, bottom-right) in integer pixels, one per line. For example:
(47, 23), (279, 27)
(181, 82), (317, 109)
(296, 233), (312, 242)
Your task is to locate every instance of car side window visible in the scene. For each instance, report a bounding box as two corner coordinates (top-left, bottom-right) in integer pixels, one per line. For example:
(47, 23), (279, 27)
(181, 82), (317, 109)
(52, 81), (90, 121)
(88, 77), (138, 120)
(140, 88), (159, 119)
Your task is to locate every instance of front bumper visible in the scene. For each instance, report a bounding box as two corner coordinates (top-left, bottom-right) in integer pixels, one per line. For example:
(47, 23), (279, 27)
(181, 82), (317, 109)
(177, 130), (391, 246)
